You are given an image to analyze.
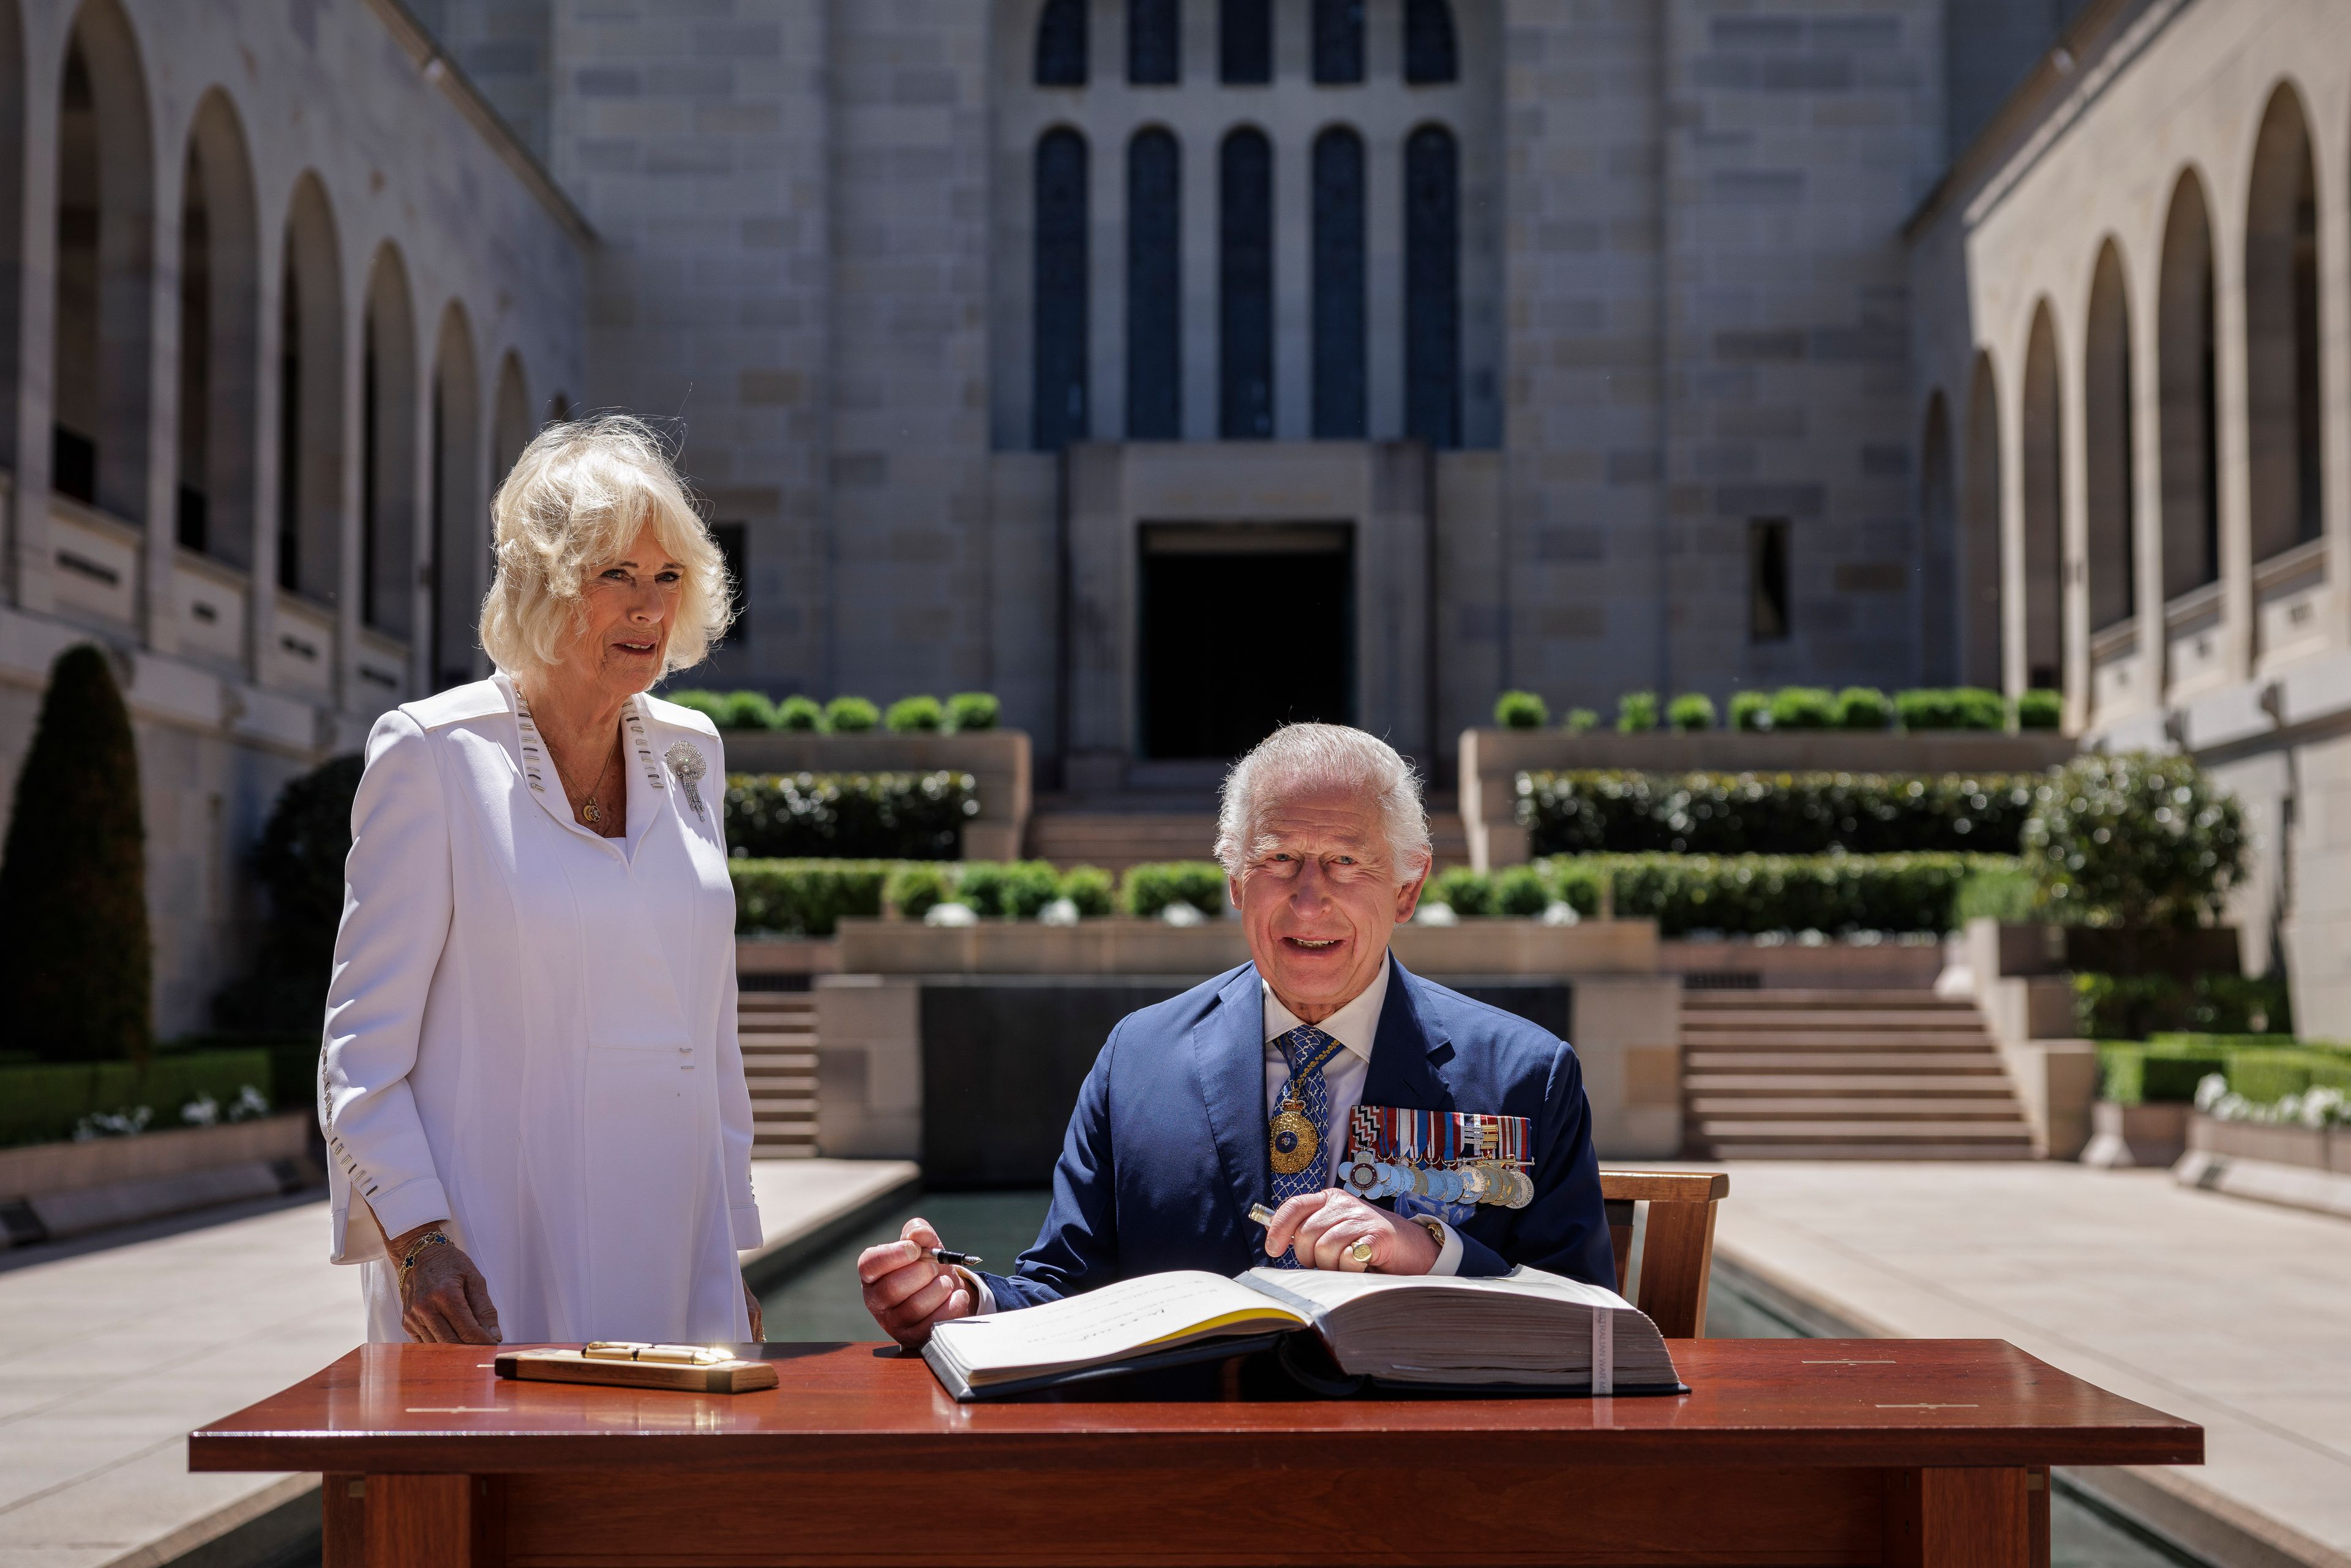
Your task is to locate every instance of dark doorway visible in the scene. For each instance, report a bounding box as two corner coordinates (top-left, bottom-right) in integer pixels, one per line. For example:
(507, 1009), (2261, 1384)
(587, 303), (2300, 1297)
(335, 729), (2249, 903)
(1140, 523), (1354, 759)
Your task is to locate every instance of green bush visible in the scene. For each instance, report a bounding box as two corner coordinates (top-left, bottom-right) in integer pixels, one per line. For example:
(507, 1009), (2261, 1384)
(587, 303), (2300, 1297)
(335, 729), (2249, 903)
(716, 691), (778, 730)
(1547, 860), (1607, 918)
(945, 692), (1001, 732)
(1058, 865), (1116, 917)
(0, 1049), (275, 1147)
(2225, 1048), (2316, 1104)
(2024, 752), (2245, 927)
(1954, 863), (2039, 924)
(1540, 852), (2009, 936)
(1768, 686), (1837, 731)
(1121, 861), (1228, 919)
(2075, 972), (2288, 1039)
(0, 645), (152, 1063)
(885, 694), (945, 733)
(1494, 690), (1548, 729)
(216, 751), (365, 1033)
(1617, 691), (1658, 733)
(1667, 694), (1716, 732)
(664, 689), (727, 724)
(1493, 865), (1551, 917)
(730, 860), (894, 935)
(1430, 867), (1494, 915)
(1000, 860), (1064, 920)
(1896, 688), (2006, 731)
(2017, 689), (2063, 730)
(1564, 708), (1599, 735)
(1515, 769), (2042, 857)
(953, 861), (1011, 917)
(2095, 1042), (2228, 1105)
(775, 694), (825, 732)
(1728, 691), (1770, 732)
(1835, 687), (1892, 731)
(825, 696), (879, 733)
(724, 771), (978, 859)
(882, 863), (951, 919)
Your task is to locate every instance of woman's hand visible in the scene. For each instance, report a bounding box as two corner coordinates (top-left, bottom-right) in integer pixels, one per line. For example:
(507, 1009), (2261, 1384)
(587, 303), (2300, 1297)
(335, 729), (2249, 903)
(388, 1223), (502, 1343)
(743, 1282), (765, 1343)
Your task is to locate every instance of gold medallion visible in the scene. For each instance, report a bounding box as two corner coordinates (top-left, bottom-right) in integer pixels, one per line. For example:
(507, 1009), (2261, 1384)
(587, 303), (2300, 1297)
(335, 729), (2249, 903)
(1269, 1097), (1320, 1176)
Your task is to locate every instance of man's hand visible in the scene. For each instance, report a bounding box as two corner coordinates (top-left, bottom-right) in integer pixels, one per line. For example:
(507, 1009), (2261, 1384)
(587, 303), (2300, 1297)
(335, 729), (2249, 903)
(388, 1223), (502, 1343)
(1263, 1191), (1441, 1275)
(857, 1217), (973, 1349)
(744, 1282), (765, 1343)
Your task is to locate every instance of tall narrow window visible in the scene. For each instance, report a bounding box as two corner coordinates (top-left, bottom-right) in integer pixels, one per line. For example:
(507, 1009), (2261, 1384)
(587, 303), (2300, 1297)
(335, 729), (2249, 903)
(1750, 520), (1790, 642)
(361, 309), (379, 625)
(51, 45), (98, 504)
(1312, 127), (1365, 439)
(1403, 0), (1458, 83)
(178, 150), (212, 551)
(711, 521), (749, 630)
(1219, 127), (1273, 439)
(1033, 128), (1090, 451)
(277, 257), (301, 591)
(1129, 0), (1179, 84)
(1404, 124), (1460, 448)
(1221, 0), (1270, 83)
(2295, 182), (2322, 544)
(1127, 129), (1182, 439)
(1036, 0), (1087, 86)
(1313, 0), (1364, 83)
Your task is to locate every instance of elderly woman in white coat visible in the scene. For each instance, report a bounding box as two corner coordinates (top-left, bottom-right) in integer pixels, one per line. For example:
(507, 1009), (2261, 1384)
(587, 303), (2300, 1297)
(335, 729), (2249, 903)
(320, 415), (763, 1345)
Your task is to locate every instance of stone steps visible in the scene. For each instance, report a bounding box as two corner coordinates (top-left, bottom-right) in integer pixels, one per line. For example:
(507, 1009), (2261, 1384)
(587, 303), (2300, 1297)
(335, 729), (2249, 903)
(741, 993), (819, 1157)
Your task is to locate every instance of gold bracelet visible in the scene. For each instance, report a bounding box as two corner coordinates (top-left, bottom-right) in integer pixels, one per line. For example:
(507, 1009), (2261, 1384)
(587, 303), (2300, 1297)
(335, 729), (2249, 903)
(398, 1230), (452, 1291)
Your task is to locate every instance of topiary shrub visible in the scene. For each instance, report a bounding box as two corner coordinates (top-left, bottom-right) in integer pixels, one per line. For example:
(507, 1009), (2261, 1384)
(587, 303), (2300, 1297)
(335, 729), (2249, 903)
(1517, 769), (2042, 857)
(945, 692), (1000, 732)
(1120, 861), (1228, 919)
(883, 862), (951, 920)
(775, 694), (825, 732)
(664, 689), (729, 725)
(1954, 863), (2039, 925)
(1768, 686), (1836, 731)
(1728, 691), (1771, 732)
(724, 770), (977, 858)
(885, 694), (945, 733)
(1835, 687), (1891, 731)
(1493, 865), (1551, 917)
(1564, 708), (1599, 734)
(0, 645), (153, 1063)
(714, 691), (776, 730)
(2024, 752), (2245, 928)
(2016, 688), (2063, 730)
(1616, 691), (1658, 733)
(1953, 687), (2008, 730)
(1494, 690), (1548, 729)
(825, 696), (879, 733)
(729, 860), (893, 935)
(1544, 851), (2010, 936)
(950, 861), (1011, 917)
(1057, 864), (1116, 917)
(1895, 688), (2004, 730)
(1667, 694), (1715, 732)
(998, 860), (1063, 920)
(215, 751), (366, 1032)
(1430, 866), (1494, 916)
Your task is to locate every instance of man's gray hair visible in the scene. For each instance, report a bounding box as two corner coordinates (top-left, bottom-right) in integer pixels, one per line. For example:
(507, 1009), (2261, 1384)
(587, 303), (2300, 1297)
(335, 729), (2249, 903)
(1213, 724), (1432, 880)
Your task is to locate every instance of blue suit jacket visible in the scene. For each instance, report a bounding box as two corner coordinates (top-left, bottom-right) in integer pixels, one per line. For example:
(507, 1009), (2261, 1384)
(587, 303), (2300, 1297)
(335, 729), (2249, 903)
(978, 956), (1616, 1310)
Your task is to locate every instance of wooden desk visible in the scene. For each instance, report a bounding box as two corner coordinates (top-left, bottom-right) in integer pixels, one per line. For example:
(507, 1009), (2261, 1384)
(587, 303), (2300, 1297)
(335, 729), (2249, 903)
(191, 1338), (2199, 1568)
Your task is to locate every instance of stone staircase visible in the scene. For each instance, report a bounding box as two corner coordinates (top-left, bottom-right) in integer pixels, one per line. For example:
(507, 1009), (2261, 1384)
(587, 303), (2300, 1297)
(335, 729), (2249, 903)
(740, 991), (819, 1157)
(1682, 989), (2035, 1160)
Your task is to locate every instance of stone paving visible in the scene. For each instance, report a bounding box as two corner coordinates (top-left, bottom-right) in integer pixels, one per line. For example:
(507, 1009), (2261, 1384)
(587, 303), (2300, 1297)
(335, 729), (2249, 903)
(0, 1159), (916, 1568)
(1700, 1162), (2351, 1568)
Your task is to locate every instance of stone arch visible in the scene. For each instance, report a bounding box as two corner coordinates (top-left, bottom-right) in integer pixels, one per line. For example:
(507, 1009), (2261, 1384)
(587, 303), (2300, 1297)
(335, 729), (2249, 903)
(490, 350), (530, 494)
(361, 242), (418, 636)
(1404, 121), (1460, 449)
(1126, 124), (1180, 438)
(1218, 124), (1272, 438)
(2158, 168), (2219, 601)
(1035, 0), (1086, 86)
(51, 0), (154, 521)
(0, 0), (24, 468)
(1032, 124), (1089, 451)
(2085, 238), (2135, 631)
(276, 171), (343, 602)
(1919, 389), (1957, 685)
(2244, 81), (2323, 562)
(1963, 350), (2004, 687)
(1311, 122), (1365, 439)
(2022, 300), (2064, 692)
(175, 87), (260, 567)
(430, 302), (481, 691)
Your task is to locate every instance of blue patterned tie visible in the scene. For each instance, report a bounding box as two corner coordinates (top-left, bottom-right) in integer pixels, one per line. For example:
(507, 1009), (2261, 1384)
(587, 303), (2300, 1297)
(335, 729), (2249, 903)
(1267, 1025), (1349, 1268)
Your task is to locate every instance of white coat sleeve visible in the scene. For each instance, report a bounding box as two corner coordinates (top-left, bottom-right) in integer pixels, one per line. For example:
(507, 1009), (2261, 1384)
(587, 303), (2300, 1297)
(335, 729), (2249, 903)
(710, 729), (763, 1250)
(320, 710), (455, 1261)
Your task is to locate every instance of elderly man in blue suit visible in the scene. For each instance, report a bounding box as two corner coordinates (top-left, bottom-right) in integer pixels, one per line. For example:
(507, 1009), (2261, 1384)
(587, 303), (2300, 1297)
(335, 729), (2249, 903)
(858, 723), (1614, 1345)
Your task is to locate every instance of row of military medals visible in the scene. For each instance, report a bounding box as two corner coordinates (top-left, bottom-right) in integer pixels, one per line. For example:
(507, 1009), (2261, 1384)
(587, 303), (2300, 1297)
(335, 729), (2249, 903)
(1268, 1097), (1535, 1210)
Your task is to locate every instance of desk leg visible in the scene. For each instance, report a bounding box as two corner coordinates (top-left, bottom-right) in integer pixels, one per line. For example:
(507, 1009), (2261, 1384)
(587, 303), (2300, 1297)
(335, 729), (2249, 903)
(330, 1474), (506, 1567)
(1886, 1468), (2032, 1568)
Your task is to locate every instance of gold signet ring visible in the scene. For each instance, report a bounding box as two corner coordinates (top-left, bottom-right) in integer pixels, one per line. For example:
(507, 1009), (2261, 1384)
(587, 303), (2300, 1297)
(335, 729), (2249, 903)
(1348, 1238), (1374, 1265)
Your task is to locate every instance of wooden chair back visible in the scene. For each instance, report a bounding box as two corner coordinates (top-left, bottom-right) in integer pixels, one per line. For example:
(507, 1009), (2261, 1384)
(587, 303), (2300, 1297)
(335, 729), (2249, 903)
(1599, 1170), (1728, 1338)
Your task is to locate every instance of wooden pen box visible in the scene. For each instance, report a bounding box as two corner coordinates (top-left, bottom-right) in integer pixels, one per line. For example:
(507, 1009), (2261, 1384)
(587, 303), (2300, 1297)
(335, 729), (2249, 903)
(493, 1348), (779, 1394)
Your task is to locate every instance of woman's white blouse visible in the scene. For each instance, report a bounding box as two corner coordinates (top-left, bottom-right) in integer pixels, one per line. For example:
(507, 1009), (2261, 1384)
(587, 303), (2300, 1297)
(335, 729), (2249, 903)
(320, 674), (761, 1343)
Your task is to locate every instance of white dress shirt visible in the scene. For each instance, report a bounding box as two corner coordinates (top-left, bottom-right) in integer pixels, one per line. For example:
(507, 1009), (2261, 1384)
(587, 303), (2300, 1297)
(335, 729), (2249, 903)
(967, 956), (1458, 1313)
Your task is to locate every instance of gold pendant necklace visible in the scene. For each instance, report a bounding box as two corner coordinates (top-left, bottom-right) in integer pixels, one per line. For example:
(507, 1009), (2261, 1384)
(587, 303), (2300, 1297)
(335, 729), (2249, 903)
(561, 739), (619, 828)
(1269, 1090), (1321, 1176)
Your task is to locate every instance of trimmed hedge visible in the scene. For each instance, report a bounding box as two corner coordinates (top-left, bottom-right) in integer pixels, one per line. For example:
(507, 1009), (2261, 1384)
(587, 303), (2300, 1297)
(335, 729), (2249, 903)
(0, 1050), (276, 1148)
(2096, 1038), (2351, 1105)
(2073, 970), (2289, 1039)
(1517, 769), (2041, 857)
(1557, 852), (2008, 936)
(724, 771), (977, 860)
(1120, 861), (1230, 919)
(1494, 690), (1548, 729)
(736, 859), (1197, 932)
(731, 860), (894, 935)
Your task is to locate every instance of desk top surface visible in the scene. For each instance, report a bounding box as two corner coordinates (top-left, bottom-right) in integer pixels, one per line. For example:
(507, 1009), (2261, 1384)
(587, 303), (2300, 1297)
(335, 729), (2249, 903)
(190, 1339), (2200, 1474)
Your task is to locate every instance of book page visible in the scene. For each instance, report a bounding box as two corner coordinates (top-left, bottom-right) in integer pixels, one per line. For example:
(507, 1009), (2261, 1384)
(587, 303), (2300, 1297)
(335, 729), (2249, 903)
(929, 1270), (1307, 1377)
(1240, 1264), (1635, 1316)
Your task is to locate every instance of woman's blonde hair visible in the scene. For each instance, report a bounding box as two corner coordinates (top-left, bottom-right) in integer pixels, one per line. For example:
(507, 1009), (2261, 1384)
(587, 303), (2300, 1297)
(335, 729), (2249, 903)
(477, 414), (732, 680)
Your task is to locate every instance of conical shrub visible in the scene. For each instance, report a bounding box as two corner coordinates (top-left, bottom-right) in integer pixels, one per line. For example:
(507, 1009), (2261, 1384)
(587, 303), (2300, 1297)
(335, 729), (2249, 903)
(0, 643), (151, 1063)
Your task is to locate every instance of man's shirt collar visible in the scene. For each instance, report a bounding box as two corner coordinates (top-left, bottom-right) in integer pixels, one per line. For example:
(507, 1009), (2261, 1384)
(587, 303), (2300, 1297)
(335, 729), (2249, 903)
(1260, 955), (1390, 1064)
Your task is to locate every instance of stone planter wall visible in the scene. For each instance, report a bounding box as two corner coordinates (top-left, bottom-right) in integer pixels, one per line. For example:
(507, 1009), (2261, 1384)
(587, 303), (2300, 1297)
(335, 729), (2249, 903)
(721, 729), (1032, 861)
(2188, 1112), (2345, 1172)
(1460, 726), (2077, 869)
(2081, 1100), (2190, 1168)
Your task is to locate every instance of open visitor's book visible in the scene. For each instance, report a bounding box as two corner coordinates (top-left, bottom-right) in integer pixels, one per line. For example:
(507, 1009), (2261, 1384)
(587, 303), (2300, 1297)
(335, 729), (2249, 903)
(921, 1266), (1685, 1402)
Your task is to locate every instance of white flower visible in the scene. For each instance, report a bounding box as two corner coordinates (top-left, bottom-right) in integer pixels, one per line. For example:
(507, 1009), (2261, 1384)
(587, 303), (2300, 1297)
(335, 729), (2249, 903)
(2194, 1073), (2229, 1112)
(1414, 901), (1460, 926)
(1540, 900), (1582, 927)
(1038, 897), (1081, 926)
(1160, 901), (1205, 927)
(923, 901), (978, 927)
